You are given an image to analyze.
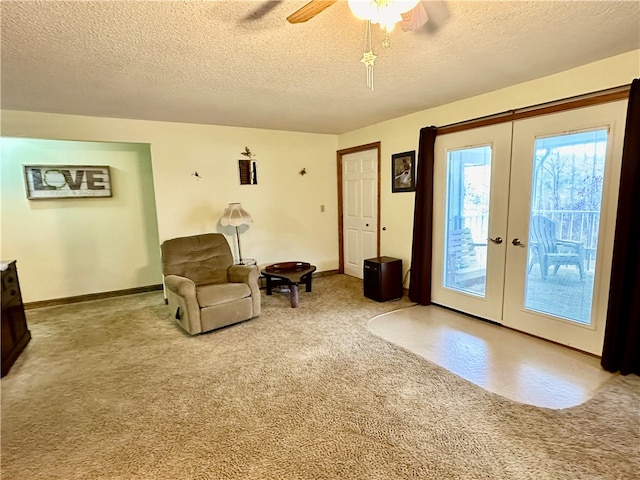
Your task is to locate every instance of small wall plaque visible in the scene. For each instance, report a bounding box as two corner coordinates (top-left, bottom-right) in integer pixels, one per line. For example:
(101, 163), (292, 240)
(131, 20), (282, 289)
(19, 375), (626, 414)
(238, 159), (258, 185)
(23, 165), (112, 199)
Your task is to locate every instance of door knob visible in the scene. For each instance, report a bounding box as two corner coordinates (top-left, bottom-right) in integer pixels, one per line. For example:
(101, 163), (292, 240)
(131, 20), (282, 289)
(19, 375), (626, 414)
(488, 237), (503, 244)
(365, 223), (369, 227)
(512, 238), (526, 247)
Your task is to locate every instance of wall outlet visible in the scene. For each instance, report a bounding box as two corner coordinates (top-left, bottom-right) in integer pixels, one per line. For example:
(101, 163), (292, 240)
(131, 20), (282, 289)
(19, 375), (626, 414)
(320, 205), (325, 212)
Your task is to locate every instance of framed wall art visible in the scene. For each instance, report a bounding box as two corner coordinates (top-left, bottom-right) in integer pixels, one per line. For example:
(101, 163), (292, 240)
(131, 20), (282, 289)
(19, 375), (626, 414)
(238, 159), (258, 185)
(391, 151), (416, 193)
(23, 165), (112, 199)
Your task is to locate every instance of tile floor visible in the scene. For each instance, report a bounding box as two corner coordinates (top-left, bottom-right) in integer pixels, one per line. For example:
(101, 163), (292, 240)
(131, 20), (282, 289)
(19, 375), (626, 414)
(368, 304), (613, 409)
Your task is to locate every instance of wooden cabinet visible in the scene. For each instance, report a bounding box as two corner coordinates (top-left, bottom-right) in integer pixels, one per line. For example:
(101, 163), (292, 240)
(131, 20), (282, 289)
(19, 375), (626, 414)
(1, 260), (31, 377)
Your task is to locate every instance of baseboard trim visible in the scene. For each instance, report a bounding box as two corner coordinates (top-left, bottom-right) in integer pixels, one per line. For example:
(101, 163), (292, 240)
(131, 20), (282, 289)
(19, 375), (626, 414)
(26, 271), (341, 308)
(24, 284), (164, 310)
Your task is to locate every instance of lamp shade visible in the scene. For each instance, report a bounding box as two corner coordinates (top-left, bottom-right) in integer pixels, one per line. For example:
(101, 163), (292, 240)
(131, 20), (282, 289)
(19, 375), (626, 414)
(219, 203), (253, 227)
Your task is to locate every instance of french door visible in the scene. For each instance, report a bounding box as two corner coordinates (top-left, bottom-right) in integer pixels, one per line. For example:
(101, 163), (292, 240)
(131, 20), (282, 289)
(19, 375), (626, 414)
(432, 101), (627, 354)
(432, 123), (512, 322)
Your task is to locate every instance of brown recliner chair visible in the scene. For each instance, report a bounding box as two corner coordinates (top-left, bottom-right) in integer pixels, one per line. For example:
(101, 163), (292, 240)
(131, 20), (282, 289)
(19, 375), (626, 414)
(161, 233), (260, 335)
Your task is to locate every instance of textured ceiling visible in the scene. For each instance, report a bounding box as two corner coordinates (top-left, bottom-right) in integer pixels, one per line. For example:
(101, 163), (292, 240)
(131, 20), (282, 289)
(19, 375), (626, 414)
(1, 1), (639, 134)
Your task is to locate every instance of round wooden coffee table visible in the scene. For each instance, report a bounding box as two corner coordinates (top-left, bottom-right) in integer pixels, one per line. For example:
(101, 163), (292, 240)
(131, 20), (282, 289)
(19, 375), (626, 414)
(261, 261), (317, 308)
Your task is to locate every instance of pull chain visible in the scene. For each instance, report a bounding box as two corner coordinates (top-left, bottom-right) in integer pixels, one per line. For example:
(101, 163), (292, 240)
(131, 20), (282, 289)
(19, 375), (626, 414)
(360, 20), (377, 90)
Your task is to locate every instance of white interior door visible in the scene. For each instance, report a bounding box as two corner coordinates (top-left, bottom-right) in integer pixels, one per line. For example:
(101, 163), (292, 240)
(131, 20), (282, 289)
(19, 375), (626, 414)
(502, 101), (627, 355)
(432, 123), (512, 322)
(343, 149), (378, 278)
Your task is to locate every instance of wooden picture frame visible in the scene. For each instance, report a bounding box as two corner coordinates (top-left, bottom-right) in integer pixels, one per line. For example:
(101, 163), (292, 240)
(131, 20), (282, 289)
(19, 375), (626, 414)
(23, 165), (112, 199)
(391, 151), (416, 192)
(238, 159), (258, 185)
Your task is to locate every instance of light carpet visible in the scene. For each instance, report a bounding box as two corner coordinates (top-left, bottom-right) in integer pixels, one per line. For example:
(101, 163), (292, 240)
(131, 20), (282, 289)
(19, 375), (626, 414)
(1, 275), (638, 479)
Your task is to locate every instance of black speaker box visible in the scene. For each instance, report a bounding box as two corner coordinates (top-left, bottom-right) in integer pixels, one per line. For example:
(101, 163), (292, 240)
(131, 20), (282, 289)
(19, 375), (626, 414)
(363, 256), (402, 302)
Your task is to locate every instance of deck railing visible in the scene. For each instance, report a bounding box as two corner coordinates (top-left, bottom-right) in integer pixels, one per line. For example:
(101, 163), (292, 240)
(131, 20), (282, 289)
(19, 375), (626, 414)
(451, 210), (600, 250)
(532, 210), (600, 249)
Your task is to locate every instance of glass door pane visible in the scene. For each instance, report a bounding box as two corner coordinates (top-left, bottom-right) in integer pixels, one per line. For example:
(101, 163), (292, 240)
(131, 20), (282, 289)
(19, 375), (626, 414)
(524, 129), (608, 325)
(503, 100), (626, 355)
(443, 146), (491, 297)
(433, 123), (511, 323)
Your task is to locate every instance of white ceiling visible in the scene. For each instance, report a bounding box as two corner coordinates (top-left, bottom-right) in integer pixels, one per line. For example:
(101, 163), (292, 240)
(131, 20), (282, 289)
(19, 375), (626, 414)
(1, 1), (639, 135)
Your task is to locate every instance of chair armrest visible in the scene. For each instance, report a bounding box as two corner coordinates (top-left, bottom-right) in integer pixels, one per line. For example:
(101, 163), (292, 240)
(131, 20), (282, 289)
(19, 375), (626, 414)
(164, 274), (196, 297)
(228, 265), (261, 316)
(557, 240), (584, 255)
(557, 240), (582, 247)
(164, 275), (201, 334)
(228, 265), (259, 285)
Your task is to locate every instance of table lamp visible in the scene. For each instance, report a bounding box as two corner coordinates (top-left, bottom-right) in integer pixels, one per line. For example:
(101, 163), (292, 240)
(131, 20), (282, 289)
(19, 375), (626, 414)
(219, 203), (253, 264)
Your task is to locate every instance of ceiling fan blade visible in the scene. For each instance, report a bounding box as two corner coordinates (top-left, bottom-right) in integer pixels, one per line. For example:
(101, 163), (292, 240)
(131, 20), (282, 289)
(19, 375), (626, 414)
(242, 1), (284, 22)
(422, 0), (450, 33)
(286, 0), (338, 24)
(401, 3), (429, 32)
(401, 0), (450, 33)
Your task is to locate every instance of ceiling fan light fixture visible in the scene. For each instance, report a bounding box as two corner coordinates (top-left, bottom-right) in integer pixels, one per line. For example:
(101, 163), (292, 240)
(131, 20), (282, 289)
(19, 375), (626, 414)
(348, 0), (420, 30)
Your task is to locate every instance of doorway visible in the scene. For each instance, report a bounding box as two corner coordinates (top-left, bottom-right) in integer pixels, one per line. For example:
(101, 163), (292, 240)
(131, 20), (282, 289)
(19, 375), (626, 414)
(337, 142), (381, 279)
(432, 101), (627, 354)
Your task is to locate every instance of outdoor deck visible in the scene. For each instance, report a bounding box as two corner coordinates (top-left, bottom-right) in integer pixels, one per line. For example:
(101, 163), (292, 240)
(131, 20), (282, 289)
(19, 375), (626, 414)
(451, 254), (595, 325)
(449, 210), (600, 325)
(524, 263), (595, 325)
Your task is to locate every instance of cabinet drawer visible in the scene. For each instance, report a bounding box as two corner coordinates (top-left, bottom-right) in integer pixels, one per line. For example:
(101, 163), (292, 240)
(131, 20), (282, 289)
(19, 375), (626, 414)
(1, 272), (22, 307)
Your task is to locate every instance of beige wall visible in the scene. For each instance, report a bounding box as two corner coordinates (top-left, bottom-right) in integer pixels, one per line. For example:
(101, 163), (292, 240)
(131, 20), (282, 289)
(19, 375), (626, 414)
(1, 115), (339, 302)
(2, 50), (637, 301)
(337, 50), (640, 284)
(0, 138), (161, 302)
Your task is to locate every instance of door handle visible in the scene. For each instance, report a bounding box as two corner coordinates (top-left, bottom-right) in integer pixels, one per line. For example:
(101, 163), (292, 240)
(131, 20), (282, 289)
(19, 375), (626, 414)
(512, 238), (526, 247)
(488, 237), (503, 244)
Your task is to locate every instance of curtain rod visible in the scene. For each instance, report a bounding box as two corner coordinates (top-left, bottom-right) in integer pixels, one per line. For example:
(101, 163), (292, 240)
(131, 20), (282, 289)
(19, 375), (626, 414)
(437, 84), (632, 136)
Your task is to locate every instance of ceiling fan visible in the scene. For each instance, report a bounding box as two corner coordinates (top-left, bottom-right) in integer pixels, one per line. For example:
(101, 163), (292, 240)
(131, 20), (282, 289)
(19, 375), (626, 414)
(241, 0), (449, 90)
(286, 0), (449, 33)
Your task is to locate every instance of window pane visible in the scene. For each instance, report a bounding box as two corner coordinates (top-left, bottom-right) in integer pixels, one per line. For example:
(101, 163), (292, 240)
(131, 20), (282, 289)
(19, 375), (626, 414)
(443, 146), (491, 297)
(524, 129), (608, 325)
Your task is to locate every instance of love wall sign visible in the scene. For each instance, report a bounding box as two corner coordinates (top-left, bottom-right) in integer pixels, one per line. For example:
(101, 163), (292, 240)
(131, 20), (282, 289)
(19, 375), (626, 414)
(23, 165), (112, 199)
